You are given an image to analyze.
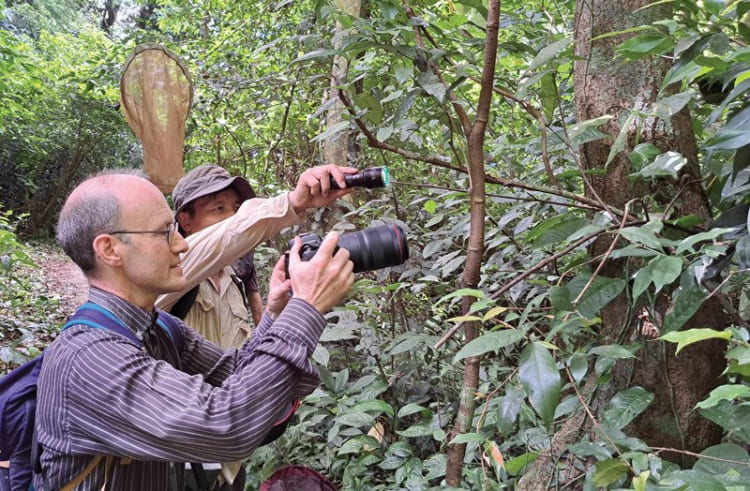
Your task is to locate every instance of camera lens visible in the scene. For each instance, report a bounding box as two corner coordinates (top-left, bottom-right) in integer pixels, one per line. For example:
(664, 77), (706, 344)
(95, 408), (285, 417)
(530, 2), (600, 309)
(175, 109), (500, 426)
(338, 224), (408, 273)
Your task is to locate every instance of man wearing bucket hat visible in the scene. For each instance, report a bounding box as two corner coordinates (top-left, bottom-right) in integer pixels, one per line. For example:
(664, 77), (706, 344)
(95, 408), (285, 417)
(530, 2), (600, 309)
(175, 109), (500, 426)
(154, 164), (355, 488)
(157, 164), (355, 348)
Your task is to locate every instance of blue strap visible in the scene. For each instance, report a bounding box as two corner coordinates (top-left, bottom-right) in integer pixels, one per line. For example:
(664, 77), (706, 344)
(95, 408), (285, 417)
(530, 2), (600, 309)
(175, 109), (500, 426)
(63, 304), (184, 353)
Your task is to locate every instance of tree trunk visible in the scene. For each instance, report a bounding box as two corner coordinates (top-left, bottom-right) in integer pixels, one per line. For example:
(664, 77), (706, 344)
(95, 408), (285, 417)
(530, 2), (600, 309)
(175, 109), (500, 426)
(444, 0), (500, 484)
(323, 0), (361, 168)
(519, 1), (724, 486)
(575, 0), (724, 461)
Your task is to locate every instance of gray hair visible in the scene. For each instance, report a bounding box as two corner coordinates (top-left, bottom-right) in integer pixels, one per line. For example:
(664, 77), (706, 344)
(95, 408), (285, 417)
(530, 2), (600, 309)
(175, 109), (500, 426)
(56, 169), (145, 273)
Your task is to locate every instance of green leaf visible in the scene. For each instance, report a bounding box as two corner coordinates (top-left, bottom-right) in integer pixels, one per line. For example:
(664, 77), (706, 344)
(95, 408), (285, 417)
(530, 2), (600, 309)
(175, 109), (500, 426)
(526, 213), (588, 247)
(694, 443), (750, 483)
(529, 37), (572, 70)
(593, 458), (629, 487)
(620, 221), (664, 251)
(568, 441), (612, 460)
(662, 281), (708, 333)
(630, 151), (688, 179)
(320, 324), (358, 342)
(695, 385), (750, 409)
(616, 33), (675, 59)
(453, 329), (526, 363)
(519, 342), (561, 427)
(292, 48), (337, 63)
(397, 403), (427, 418)
(350, 400), (395, 418)
(435, 288), (485, 306)
(603, 387), (654, 430)
(418, 72), (446, 103)
(650, 256), (683, 292)
(707, 129), (750, 150)
(629, 142), (661, 169)
(504, 451), (538, 475)
(540, 72), (556, 122)
(676, 227), (736, 255)
(605, 112), (636, 168)
(589, 344), (637, 360)
(660, 328), (732, 355)
(449, 432), (486, 445)
(572, 276), (627, 319)
(396, 423), (434, 438)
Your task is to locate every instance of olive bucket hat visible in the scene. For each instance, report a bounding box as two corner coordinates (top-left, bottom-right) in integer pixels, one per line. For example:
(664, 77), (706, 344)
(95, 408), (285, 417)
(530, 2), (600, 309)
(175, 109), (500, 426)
(172, 165), (256, 216)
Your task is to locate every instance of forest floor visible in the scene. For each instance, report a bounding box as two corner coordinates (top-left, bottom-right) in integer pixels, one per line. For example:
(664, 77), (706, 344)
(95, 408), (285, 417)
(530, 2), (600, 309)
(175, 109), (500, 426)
(0, 241), (88, 370)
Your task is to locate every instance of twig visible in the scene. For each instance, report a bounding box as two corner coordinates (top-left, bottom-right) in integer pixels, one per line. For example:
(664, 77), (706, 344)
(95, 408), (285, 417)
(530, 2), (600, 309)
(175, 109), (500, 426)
(564, 368), (627, 463)
(572, 201), (632, 306)
(434, 225), (620, 350)
(475, 368), (518, 432)
(651, 447), (750, 467)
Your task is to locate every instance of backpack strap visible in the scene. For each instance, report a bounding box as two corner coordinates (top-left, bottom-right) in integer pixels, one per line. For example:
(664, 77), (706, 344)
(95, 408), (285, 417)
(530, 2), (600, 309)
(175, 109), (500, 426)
(155, 309), (185, 353)
(64, 303), (185, 355)
(169, 285), (200, 320)
(64, 302), (141, 347)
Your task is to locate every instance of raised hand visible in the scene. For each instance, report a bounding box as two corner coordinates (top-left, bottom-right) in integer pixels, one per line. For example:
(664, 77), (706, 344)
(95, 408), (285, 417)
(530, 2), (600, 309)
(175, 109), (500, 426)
(289, 164), (359, 214)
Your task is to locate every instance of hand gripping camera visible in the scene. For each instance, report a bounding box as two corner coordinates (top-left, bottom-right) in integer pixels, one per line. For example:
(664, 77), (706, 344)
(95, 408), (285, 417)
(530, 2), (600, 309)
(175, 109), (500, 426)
(286, 223), (409, 275)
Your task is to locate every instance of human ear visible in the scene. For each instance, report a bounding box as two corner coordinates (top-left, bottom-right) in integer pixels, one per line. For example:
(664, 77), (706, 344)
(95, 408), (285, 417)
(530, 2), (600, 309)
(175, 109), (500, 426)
(177, 211), (192, 234)
(92, 234), (123, 267)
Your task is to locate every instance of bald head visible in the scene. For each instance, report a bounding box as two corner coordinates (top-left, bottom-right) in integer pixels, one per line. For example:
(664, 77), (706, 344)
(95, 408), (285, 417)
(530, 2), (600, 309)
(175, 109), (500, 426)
(57, 170), (157, 274)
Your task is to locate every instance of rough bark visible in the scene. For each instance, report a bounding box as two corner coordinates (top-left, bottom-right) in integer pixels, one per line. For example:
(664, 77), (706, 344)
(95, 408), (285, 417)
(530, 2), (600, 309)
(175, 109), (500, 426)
(323, 0), (361, 168)
(519, 1), (725, 487)
(573, 0), (723, 461)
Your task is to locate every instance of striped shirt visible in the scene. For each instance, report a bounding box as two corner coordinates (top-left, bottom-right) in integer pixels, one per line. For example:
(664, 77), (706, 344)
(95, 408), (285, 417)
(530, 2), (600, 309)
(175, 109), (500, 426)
(34, 287), (325, 490)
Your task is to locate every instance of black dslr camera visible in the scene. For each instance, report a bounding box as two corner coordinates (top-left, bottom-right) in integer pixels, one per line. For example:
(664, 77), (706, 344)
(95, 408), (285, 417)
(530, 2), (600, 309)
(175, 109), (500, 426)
(286, 224), (409, 275)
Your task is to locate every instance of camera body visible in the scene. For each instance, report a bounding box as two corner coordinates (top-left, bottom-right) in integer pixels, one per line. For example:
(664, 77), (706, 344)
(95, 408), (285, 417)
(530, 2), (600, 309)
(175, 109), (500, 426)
(286, 224), (408, 275)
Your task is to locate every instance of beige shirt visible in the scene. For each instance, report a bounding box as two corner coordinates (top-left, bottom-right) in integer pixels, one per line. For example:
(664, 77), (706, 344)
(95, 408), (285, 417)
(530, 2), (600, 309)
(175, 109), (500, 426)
(155, 192), (304, 348)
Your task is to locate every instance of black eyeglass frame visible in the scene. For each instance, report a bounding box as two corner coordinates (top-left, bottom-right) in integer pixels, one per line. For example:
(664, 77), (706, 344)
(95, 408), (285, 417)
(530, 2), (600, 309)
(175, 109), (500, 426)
(108, 221), (179, 245)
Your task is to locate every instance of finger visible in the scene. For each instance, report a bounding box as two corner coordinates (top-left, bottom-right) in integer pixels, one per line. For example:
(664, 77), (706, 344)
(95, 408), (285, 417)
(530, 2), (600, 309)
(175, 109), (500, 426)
(313, 231), (339, 260)
(328, 165), (348, 189)
(288, 236), (303, 268)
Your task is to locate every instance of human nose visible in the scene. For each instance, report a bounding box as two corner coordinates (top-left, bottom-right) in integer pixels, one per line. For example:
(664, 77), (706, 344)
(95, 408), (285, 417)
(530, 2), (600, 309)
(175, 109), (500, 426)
(171, 230), (189, 254)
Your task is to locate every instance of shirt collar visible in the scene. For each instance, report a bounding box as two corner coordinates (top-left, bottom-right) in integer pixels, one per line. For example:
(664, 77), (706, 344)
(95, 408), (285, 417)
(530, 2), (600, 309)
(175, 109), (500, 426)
(88, 286), (154, 340)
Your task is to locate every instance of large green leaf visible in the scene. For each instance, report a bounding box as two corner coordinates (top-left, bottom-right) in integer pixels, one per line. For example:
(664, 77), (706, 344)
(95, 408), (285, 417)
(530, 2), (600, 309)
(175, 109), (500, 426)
(662, 281), (708, 334)
(519, 342), (561, 427)
(632, 255), (683, 300)
(593, 458), (629, 487)
(453, 329), (526, 363)
(630, 151), (688, 179)
(525, 213), (588, 248)
(603, 387), (654, 430)
(694, 443), (750, 485)
(616, 33), (675, 59)
(620, 221), (665, 251)
(695, 384), (750, 409)
(660, 328), (732, 355)
(573, 276), (627, 319)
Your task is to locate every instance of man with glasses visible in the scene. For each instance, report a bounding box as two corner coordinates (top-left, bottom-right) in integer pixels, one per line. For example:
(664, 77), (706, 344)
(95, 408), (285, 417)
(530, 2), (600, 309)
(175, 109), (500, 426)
(34, 169), (354, 490)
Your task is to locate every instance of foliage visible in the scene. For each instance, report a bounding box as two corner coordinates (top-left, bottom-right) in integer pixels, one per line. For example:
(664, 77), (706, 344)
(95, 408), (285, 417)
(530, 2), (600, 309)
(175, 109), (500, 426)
(0, 215), (63, 369)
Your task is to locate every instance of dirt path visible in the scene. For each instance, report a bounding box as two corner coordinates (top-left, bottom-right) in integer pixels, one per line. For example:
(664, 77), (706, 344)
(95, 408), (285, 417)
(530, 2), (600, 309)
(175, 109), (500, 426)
(35, 244), (89, 312)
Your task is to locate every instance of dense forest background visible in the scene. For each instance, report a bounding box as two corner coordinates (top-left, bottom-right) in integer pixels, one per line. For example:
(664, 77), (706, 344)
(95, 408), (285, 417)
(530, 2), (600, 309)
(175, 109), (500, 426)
(2, 0), (750, 489)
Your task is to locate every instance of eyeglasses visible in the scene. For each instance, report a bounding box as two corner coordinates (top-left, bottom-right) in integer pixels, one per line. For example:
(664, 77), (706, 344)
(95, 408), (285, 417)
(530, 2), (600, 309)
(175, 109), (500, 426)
(108, 221), (180, 245)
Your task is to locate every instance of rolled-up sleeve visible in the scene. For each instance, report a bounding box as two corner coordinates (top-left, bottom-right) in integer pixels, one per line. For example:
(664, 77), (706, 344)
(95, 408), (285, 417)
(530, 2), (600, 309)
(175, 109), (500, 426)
(156, 192), (304, 310)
